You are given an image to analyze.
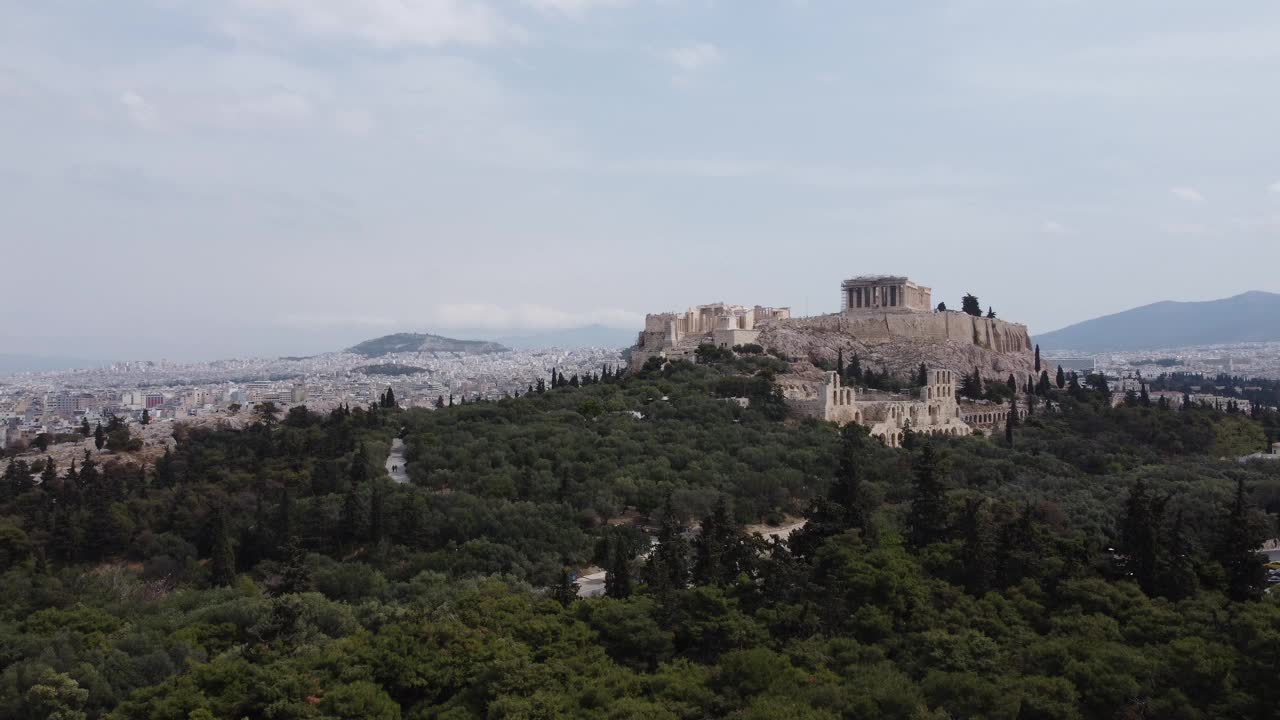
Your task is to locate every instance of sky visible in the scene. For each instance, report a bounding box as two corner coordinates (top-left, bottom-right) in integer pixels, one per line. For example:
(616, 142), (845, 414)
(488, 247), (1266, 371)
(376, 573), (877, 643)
(3, 0), (1280, 361)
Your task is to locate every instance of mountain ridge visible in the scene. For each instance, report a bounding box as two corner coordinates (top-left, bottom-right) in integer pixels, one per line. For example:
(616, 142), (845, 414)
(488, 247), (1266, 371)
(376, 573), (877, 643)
(1035, 291), (1280, 352)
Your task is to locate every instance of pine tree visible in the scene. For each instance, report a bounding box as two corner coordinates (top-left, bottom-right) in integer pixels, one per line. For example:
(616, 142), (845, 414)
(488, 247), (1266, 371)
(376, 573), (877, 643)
(1034, 344), (1042, 373)
(986, 306), (997, 319)
(936, 302), (947, 312)
(907, 444), (947, 548)
(1056, 365), (1066, 389)
(961, 294), (982, 317)
(209, 509), (236, 587)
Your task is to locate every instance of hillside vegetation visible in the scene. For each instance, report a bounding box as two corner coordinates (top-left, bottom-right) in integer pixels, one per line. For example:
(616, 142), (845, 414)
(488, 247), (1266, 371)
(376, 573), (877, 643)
(2, 357), (1280, 718)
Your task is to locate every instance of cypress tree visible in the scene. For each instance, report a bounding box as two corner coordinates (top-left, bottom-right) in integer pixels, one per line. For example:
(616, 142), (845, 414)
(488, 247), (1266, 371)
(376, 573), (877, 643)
(40, 457), (57, 488)
(1034, 344), (1041, 372)
(959, 498), (996, 596)
(278, 536), (309, 594)
(836, 349), (845, 378)
(1117, 480), (1161, 593)
(1006, 374), (1017, 393)
(1217, 477), (1266, 601)
(604, 541), (632, 599)
(209, 509), (236, 587)
(917, 362), (929, 387)
(551, 566), (579, 607)
(369, 479), (385, 544)
(341, 484), (362, 547)
(1004, 396), (1018, 446)
(907, 444), (947, 548)
(1037, 370), (1052, 395)
(1056, 365), (1066, 389)
(693, 496), (739, 586)
(645, 497), (690, 593)
(94, 423), (105, 451)
(1155, 509), (1198, 600)
(80, 417), (91, 437)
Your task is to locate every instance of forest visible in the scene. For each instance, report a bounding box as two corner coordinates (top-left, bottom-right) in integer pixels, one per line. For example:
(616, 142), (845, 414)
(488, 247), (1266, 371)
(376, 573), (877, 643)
(2, 353), (1280, 719)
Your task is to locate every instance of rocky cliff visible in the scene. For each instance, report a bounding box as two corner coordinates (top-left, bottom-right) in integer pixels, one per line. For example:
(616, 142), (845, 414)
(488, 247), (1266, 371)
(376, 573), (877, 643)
(757, 311), (1037, 383)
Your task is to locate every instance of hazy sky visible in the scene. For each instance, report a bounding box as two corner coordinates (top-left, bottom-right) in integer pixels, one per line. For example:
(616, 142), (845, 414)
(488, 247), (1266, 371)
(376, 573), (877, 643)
(4, 0), (1280, 360)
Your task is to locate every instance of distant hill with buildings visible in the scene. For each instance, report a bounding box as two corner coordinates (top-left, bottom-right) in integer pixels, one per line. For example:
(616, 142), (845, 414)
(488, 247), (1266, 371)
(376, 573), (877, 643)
(347, 333), (509, 357)
(1036, 291), (1280, 352)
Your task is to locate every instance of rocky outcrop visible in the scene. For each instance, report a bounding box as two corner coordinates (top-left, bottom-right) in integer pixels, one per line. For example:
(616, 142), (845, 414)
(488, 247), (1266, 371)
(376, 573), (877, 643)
(757, 311), (1037, 383)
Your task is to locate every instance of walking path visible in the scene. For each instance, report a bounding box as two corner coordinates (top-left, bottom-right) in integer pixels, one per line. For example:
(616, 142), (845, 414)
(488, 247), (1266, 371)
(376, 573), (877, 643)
(386, 438), (409, 484)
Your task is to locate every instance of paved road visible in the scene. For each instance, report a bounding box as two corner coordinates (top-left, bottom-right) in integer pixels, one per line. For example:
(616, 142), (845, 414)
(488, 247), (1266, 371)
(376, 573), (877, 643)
(386, 438), (409, 484)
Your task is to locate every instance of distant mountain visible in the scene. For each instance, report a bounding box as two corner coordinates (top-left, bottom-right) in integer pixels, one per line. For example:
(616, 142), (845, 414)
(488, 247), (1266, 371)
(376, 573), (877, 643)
(490, 325), (637, 350)
(1035, 291), (1280, 352)
(347, 333), (509, 357)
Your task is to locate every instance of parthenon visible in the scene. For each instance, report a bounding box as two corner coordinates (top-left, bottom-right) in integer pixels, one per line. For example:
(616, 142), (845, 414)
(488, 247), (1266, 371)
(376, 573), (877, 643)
(841, 275), (932, 314)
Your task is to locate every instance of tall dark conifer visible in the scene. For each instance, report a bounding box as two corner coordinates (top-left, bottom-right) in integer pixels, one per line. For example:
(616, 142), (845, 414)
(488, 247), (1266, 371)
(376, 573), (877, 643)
(907, 444), (947, 548)
(209, 509), (236, 587)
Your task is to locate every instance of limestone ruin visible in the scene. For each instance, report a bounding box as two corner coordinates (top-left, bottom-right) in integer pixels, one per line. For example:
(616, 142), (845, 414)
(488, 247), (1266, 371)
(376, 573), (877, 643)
(782, 369), (972, 448)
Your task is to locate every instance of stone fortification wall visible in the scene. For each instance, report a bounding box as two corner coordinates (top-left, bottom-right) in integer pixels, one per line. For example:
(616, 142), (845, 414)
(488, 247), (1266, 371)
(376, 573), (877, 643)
(777, 311), (1030, 353)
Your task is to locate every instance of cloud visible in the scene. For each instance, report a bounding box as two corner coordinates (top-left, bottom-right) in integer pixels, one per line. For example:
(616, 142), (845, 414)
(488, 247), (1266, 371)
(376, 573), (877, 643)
(1269, 180), (1280, 195)
(425, 303), (643, 329)
(227, 0), (524, 49)
(522, 0), (631, 14)
(119, 91), (161, 130)
(1170, 186), (1204, 203)
(1041, 220), (1068, 235)
(663, 43), (724, 72)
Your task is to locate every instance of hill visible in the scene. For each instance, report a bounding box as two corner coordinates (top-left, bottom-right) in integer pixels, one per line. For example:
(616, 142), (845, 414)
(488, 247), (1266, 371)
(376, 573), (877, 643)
(1036, 291), (1280, 352)
(346, 332), (509, 357)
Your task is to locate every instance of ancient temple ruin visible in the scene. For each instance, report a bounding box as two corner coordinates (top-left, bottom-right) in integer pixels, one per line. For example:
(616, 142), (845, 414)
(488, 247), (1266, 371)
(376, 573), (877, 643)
(841, 275), (932, 314)
(781, 369), (972, 448)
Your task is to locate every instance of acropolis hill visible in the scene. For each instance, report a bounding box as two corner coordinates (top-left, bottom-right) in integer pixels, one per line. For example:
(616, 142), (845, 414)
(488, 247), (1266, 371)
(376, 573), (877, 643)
(629, 275), (1036, 383)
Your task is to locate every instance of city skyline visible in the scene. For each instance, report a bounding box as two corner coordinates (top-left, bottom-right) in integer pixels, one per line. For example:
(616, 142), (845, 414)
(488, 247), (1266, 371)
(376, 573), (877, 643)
(5, 1), (1280, 360)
